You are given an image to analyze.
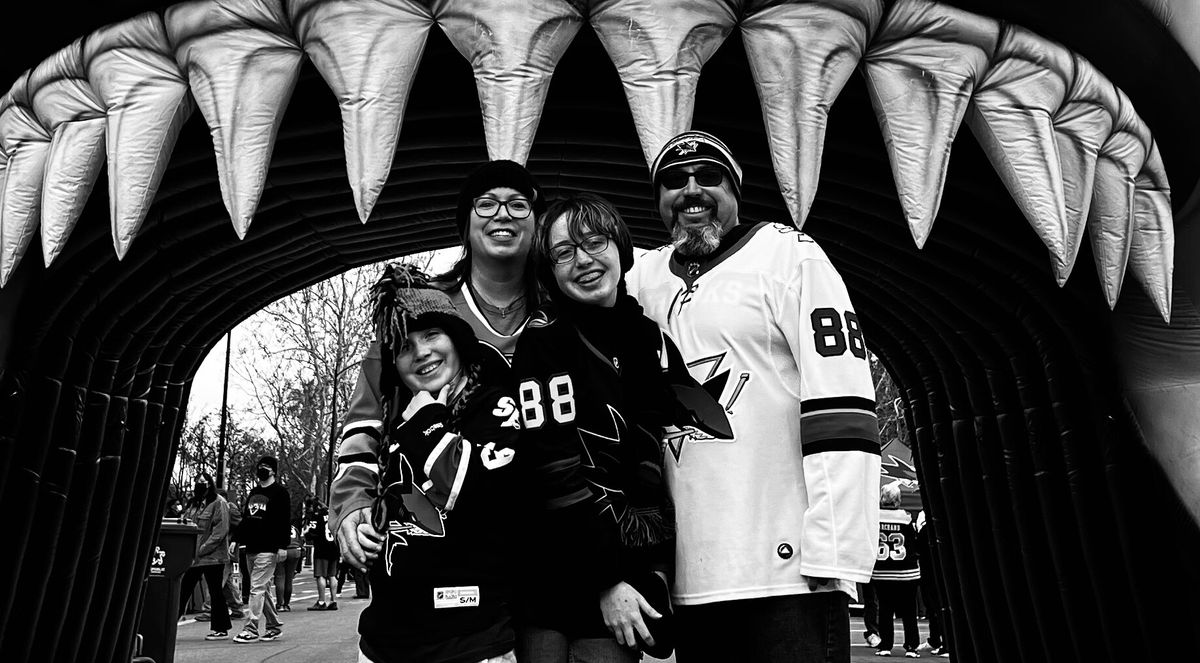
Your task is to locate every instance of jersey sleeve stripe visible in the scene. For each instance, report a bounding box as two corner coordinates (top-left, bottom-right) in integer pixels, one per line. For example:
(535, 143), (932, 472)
(341, 423), (382, 443)
(800, 396), (876, 413)
(424, 432), (461, 477)
(332, 461), (378, 483)
(444, 441), (472, 511)
(336, 452), (377, 465)
(801, 411), (880, 444)
(801, 438), (882, 456)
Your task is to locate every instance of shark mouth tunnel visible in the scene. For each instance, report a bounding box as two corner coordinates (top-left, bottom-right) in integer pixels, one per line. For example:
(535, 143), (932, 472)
(2, 0), (1200, 661)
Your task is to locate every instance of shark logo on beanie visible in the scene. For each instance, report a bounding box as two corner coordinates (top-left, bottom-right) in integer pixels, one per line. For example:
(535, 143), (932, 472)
(651, 130), (743, 200)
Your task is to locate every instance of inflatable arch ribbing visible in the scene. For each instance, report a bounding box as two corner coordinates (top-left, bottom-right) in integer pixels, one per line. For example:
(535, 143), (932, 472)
(2, 1), (1200, 661)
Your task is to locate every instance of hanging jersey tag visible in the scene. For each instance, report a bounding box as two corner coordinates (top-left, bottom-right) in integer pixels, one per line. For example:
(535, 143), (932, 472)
(433, 586), (480, 608)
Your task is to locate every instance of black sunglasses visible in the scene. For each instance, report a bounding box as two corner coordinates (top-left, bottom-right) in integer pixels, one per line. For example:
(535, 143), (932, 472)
(660, 166), (724, 190)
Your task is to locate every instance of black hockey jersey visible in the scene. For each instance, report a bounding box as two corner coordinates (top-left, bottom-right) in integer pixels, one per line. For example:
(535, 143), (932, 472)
(872, 508), (920, 582)
(511, 295), (680, 637)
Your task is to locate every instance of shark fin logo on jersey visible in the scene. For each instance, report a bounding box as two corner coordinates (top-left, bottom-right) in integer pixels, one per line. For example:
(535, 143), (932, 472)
(665, 352), (750, 463)
(380, 455), (447, 577)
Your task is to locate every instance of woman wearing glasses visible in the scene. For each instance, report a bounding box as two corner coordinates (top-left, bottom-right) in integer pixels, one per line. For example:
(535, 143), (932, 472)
(340, 264), (522, 663)
(335, 160), (545, 572)
(513, 192), (697, 662)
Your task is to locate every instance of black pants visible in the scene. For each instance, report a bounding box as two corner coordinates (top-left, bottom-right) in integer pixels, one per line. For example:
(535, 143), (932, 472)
(919, 575), (944, 648)
(875, 580), (920, 652)
(179, 564), (231, 632)
(675, 592), (850, 663)
(862, 582), (879, 637)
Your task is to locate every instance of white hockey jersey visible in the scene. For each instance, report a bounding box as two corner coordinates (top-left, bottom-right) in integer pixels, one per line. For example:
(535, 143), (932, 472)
(627, 222), (882, 605)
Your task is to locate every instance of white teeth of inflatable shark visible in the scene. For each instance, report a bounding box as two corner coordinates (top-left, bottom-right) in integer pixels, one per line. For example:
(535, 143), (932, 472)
(289, 0), (436, 223)
(862, 0), (998, 249)
(589, 0), (739, 166)
(1129, 139), (1173, 322)
(966, 24), (1074, 285)
(166, 0), (303, 239)
(0, 72), (51, 287)
(742, 0), (884, 229)
(84, 12), (194, 260)
(438, 0), (582, 165)
(29, 39), (107, 270)
(0, 0), (1177, 321)
(1051, 54), (1117, 289)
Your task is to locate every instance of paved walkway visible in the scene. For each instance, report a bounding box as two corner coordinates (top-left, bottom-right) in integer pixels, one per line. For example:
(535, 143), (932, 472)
(174, 576), (942, 663)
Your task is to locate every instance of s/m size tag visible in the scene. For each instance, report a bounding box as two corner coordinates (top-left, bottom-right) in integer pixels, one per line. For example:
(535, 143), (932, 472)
(433, 586), (480, 609)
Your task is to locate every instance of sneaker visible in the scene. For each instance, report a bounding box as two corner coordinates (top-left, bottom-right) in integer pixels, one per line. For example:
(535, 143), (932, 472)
(918, 642), (932, 651)
(905, 651), (921, 659)
(326, 601), (338, 611)
(867, 634), (882, 648)
(306, 602), (327, 611)
(278, 604), (291, 612)
(260, 627), (282, 642)
(195, 612), (211, 621)
(875, 651), (892, 657)
(928, 646), (944, 656)
(204, 631), (228, 641)
(233, 626), (259, 644)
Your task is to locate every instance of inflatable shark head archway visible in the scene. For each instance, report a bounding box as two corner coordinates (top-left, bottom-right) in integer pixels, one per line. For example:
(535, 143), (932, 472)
(2, 1), (1200, 661)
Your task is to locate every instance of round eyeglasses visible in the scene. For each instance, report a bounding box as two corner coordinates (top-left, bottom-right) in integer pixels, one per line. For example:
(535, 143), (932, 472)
(659, 166), (724, 190)
(473, 196), (533, 219)
(549, 234), (610, 265)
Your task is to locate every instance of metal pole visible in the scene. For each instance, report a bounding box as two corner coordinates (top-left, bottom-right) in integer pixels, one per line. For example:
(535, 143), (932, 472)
(326, 371), (339, 503)
(216, 331), (231, 489)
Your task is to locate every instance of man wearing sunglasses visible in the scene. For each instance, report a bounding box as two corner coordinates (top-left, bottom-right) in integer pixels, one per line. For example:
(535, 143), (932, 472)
(627, 130), (881, 663)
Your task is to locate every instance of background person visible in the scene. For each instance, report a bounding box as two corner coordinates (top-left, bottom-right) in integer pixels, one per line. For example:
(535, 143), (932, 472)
(305, 500), (340, 611)
(337, 159), (545, 569)
(871, 485), (921, 658)
(273, 520), (304, 611)
(232, 455), (290, 644)
(177, 472), (233, 641)
(627, 130), (881, 663)
(330, 265), (522, 663)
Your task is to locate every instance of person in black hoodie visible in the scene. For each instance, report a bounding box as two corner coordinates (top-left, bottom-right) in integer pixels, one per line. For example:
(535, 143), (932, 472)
(330, 265), (522, 663)
(514, 193), (719, 662)
(232, 455), (290, 644)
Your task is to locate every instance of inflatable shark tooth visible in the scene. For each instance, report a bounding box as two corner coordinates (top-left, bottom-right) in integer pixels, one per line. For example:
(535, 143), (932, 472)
(289, 0), (436, 223)
(437, 0), (583, 165)
(1087, 86), (1141, 311)
(1051, 54), (1118, 287)
(966, 23), (1073, 285)
(589, 0), (739, 167)
(742, 0), (884, 228)
(29, 38), (107, 269)
(1128, 139), (1173, 322)
(0, 71), (52, 288)
(83, 11), (194, 260)
(166, 0), (303, 240)
(862, 0), (998, 249)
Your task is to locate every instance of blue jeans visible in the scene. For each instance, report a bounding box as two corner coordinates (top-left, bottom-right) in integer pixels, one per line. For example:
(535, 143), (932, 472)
(674, 592), (851, 663)
(518, 626), (640, 663)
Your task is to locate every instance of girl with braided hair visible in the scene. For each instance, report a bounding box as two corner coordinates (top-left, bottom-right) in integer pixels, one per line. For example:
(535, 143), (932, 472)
(333, 264), (522, 663)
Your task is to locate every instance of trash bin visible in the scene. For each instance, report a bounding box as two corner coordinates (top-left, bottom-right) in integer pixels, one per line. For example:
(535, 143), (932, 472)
(138, 518), (198, 663)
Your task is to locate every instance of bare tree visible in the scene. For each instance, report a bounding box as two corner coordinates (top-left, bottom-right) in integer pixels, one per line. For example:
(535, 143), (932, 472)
(233, 251), (443, 498)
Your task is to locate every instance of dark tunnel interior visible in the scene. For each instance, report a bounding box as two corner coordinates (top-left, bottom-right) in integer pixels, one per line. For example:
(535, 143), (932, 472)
(2, 3), (1200, 661)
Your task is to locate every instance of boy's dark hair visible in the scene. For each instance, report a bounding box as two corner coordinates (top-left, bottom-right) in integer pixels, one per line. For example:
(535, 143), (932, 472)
(533, 192), (634, 304)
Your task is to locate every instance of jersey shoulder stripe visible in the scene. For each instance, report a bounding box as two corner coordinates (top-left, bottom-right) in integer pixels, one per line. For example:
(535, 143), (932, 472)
(801, 396), (876, 413)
